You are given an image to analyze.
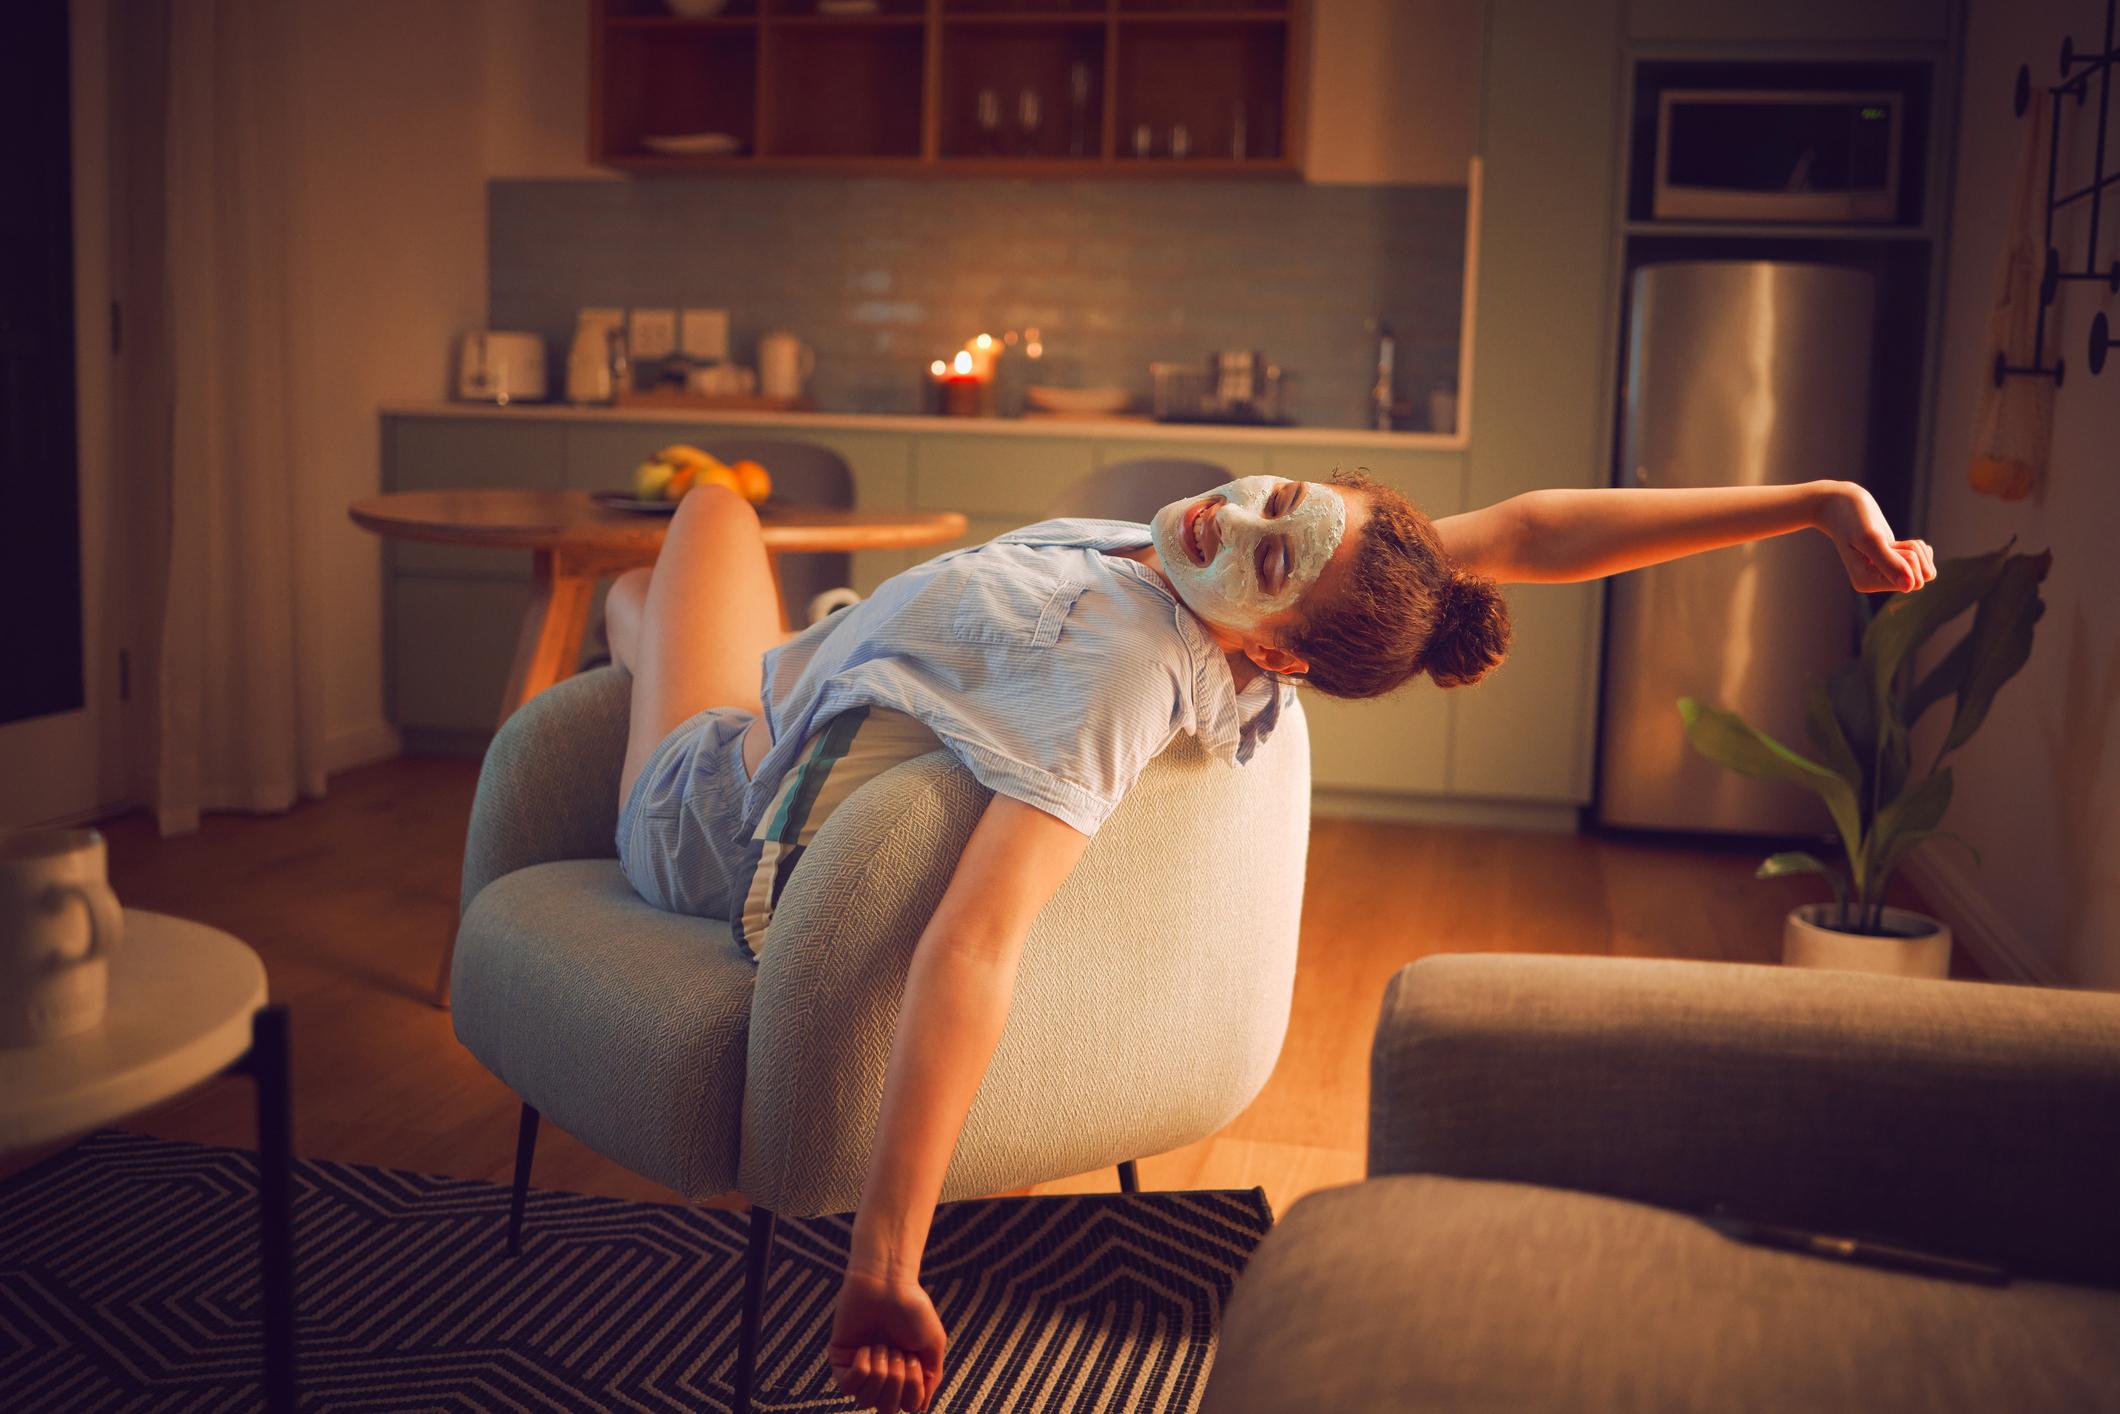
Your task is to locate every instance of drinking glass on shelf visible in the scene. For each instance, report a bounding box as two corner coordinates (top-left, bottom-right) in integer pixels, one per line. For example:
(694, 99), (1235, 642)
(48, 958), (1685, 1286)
(1230, 102), (1248, 160)
(1133, 122), (1153, 159)
(1017, 87), (1043, 158)
(1169, 123), (1190, 160)
(976, 88), (1002, 157)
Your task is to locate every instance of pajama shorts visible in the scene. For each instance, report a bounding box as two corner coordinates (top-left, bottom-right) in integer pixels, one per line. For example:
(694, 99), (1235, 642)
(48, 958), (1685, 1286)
(616, 706), (757, 920)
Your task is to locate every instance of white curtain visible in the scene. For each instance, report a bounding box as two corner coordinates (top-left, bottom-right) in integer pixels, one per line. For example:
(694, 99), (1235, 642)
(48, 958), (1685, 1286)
(153, 0), (329, 834)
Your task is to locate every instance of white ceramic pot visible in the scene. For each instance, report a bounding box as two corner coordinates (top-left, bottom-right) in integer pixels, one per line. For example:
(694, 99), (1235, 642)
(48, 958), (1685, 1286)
(1782, 903), (1950, 979)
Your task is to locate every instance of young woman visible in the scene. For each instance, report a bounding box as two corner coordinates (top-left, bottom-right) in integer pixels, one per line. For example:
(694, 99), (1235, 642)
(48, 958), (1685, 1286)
(603, 470), (1935, 1414)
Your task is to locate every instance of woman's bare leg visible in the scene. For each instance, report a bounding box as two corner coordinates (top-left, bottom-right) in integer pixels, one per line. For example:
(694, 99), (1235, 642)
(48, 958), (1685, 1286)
(606, 568), (650, 674)
(619, 486), (785, 805)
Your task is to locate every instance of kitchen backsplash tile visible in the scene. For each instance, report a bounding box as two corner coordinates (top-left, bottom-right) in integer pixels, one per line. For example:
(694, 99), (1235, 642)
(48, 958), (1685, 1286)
(490, 177), (1466, 430)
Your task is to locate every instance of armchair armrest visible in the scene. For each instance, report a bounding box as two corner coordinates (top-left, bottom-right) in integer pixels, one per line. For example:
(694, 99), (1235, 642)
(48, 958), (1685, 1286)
(1369, 954), (2120, 1285)
(459, 667), (632, 916)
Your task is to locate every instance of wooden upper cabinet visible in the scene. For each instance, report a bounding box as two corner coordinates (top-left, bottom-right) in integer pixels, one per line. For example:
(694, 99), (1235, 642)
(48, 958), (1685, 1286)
(589, 0), (1306, 175)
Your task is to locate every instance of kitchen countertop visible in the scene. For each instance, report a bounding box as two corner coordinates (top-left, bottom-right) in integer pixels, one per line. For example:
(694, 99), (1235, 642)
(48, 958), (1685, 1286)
(381, 402), (1467, 452)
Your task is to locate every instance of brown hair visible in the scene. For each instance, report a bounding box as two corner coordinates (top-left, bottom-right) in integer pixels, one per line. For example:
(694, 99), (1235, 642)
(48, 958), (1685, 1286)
(1284, 468), (1512, 697)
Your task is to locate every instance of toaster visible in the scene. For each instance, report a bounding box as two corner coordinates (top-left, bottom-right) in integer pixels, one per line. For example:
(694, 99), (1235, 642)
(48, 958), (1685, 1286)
(455, 330), (548, 404)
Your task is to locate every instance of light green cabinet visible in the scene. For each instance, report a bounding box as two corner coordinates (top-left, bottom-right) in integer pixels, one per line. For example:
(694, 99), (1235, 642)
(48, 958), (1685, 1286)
(1455, 0), (1626, 805)
(388, 576), (530, 740)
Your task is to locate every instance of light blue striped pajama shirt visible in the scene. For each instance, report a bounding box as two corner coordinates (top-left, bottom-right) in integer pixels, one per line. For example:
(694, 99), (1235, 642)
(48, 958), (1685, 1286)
(617, 517), (1288, 917)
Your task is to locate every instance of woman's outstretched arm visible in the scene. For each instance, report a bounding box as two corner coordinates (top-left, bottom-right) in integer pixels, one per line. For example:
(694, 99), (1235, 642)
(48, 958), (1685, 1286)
(1435, 479), (1935, 593)
(828, 794), (1091, 1414)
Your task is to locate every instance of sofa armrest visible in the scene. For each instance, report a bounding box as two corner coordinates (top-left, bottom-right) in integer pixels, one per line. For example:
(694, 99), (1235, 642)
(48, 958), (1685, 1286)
(459, 667), (632, 916)
(1368, 954), (2120, 1285)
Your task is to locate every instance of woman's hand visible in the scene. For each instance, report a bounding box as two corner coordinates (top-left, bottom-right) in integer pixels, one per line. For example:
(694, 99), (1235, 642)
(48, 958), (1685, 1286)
(827, 1268), (945, 1413)
(1818, 481), (1936, 593)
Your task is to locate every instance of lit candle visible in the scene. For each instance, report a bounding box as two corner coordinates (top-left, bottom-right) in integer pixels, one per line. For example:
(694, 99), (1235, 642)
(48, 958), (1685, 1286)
(941, 348), (984, 416)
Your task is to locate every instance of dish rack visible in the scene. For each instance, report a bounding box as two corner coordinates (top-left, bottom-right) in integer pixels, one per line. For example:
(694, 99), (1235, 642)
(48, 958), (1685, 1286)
(1151, 356), (1296, 425)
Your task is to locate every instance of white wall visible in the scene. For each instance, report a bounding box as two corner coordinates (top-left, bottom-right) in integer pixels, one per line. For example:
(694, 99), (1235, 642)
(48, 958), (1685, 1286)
(1913, 0), (2120, 987)
(483, 0), (609, 181)
(284, 1), (492, 770)
(1305, 0), (1481, 184)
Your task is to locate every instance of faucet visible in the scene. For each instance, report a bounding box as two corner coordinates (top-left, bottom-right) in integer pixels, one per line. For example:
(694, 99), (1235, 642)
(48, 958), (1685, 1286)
(1371, 319), (1396, 430)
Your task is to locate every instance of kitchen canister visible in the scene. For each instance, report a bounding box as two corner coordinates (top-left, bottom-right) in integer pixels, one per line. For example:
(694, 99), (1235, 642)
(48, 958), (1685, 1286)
(758, 331), (816, 400)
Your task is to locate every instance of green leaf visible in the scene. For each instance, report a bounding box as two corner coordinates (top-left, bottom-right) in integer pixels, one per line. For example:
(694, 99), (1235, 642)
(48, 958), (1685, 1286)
(1877, 713), (1911, 809)
(1756, 851), (1848, 915)
(1904, 634), (1974, 730)
(1803, 680), (1863, 788)
(1679, 698), (1864, 867)
(1862, 543), (2012, 708)
(1865, 768), (1954, 901)
(1937, 551), (2052, 758)
(1757, 851), (1837, 878)
(1825, 659), (1880, 798)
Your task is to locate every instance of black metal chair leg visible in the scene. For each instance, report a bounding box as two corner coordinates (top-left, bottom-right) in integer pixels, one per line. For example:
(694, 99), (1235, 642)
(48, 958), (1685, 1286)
(250, 1005), (297, 1414)
(506, 1104), (540, 1257)
(734, 1204), (778, 1414)
(1117, 1159), (1140, 1193)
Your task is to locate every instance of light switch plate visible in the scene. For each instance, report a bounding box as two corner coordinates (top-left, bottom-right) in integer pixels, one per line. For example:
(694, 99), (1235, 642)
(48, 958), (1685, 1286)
(681, 307), (730, 361)
(629, 308), (677, 360)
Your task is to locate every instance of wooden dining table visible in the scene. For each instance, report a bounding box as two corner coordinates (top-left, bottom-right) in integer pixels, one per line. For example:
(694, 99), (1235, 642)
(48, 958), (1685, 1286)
(349, 488), (967, 724)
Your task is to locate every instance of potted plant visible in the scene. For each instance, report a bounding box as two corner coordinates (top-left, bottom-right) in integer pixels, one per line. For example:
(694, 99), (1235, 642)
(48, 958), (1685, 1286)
(1678, 541), (2050, 978)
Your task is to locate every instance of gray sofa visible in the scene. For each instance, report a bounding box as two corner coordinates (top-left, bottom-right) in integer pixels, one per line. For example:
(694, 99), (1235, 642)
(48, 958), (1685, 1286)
(1201, 955), (2120, 1412)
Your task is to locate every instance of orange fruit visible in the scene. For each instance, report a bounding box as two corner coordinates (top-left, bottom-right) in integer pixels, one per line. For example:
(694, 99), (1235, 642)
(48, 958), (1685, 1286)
(732, 459), (772, 503)
(663, 464), (698, 499)
(697, 464), (743, 496)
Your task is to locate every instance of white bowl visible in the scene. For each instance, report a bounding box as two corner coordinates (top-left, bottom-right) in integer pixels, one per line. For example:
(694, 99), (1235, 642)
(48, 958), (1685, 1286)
(1026, 385), (1132, 414)
(641, 132), (743, 156)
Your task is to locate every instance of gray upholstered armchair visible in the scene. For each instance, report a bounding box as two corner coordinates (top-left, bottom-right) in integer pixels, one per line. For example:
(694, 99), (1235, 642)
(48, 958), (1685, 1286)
(449, 665), (1310, 1413)
(1201, 955), (2120, 1412)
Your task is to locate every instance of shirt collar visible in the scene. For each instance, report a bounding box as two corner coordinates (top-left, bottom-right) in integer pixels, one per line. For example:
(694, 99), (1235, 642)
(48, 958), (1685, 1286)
(997, 519), (1283, 765)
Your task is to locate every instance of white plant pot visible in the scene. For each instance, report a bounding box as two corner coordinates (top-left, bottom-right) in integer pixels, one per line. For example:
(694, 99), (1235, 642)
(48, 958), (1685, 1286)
(1782, 903), (1951, 979)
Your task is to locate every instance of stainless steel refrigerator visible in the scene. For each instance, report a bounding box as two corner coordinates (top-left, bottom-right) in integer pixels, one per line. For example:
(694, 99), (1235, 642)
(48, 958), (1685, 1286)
(1596, 260), (1873, 833)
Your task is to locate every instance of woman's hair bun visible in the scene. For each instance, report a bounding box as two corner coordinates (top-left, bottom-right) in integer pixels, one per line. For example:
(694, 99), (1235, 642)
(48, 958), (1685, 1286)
(1417, 571), (1512, 689)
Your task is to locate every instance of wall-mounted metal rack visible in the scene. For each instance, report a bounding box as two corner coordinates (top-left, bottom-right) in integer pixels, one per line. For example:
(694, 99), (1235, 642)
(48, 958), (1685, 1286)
(1999, 0), (2120, 385)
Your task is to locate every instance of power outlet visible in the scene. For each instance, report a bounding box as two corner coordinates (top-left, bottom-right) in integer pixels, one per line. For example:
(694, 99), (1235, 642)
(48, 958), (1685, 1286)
(629, 308), (678, 360)
(681, 308), (730, 361)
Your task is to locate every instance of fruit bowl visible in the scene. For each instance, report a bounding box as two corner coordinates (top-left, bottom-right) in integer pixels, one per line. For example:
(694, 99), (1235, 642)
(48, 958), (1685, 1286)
(589, 490), (681, 515)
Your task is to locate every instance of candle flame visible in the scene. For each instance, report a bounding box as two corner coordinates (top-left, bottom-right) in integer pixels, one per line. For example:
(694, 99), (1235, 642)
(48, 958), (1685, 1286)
(953, 350), (974, 375)
(975, 333), (993, 350)
(930, 359), (947, 376)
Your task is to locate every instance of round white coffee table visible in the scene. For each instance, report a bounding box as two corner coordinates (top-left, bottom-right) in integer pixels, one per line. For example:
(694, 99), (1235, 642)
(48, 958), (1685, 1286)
(0, 909), (296, 1410)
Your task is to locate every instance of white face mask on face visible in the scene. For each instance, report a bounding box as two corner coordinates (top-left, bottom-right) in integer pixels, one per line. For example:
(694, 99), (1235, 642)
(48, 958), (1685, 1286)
(1149, 476), (1348, 633)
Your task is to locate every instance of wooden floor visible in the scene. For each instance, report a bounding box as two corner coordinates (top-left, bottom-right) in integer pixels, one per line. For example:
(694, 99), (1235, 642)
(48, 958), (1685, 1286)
(11, 755), (1950, 1220)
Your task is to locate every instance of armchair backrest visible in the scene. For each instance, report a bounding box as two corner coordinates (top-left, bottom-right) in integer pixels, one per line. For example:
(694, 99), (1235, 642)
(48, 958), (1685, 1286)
(742, 696), (1312, 1214)
(460, 667), (631, 917)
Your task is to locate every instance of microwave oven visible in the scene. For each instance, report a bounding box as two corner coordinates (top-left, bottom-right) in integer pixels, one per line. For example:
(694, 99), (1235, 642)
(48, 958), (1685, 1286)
(1653, 89), (1903, 223)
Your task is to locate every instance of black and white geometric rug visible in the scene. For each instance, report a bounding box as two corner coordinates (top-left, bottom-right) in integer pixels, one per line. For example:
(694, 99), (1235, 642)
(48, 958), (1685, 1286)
(0, 1130), (1272, 1411)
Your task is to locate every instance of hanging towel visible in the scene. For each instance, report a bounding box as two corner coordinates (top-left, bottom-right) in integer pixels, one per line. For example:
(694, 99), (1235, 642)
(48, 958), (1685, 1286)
(1968, 86), (2056, 501)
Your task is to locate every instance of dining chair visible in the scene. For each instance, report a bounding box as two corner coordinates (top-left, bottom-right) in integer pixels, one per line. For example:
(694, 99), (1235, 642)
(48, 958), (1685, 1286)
(698, 439), (855, 618)
(1042, 456), (1231, 522)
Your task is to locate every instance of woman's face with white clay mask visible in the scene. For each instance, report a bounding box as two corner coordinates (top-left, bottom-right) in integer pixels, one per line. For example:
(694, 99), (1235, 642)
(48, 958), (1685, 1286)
(1148, 476), (1349, 634)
